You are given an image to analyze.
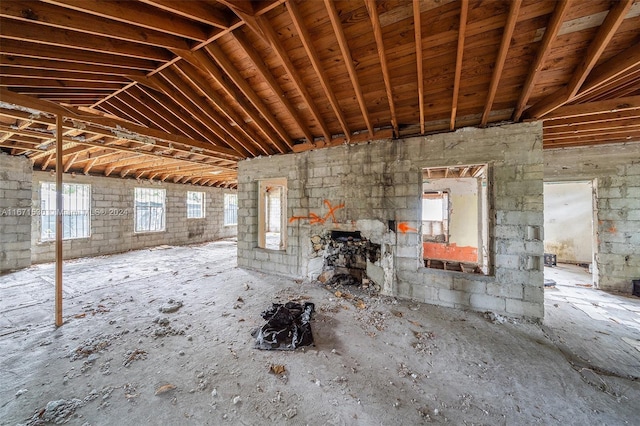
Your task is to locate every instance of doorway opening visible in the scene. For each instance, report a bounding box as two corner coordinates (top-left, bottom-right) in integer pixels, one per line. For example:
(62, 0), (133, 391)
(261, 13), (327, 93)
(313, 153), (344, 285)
(258, 178), (287, 251)
(543, 181), (597, 291)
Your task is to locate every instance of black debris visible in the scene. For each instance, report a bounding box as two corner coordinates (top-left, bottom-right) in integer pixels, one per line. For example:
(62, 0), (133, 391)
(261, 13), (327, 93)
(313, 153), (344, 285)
(252, 302), (315, 350)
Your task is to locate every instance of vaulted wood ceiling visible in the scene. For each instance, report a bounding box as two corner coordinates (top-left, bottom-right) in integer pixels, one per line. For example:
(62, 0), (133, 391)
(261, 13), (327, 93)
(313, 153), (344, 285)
(1, 0), (639, 187)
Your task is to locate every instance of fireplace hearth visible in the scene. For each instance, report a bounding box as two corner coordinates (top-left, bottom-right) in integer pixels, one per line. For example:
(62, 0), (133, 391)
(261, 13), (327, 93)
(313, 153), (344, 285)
(320, 230), (381, 285)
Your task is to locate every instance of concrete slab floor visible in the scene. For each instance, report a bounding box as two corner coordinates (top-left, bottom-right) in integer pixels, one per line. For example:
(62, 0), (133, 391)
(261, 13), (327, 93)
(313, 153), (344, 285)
(0, 241), (638, 425)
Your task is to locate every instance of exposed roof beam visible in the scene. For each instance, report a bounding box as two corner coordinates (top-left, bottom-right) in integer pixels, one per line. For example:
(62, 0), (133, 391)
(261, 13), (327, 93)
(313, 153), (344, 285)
(364, 0), (398, 137)
(205, 42), (293, 150)
(0, 89), (242, 161)
(450, 0), (468, 131)
(231, 29), (314, 143)
(0, 18), (173, 62)
(1, 77), (124, 91)
(324, 0), (372, 138)
(413, 0), (425, 134)
(173, 48), (285, 154)
(256, 14), (332, 142)
(0, 0), (191, 50)
(287, 0), (350, 141)
(480, 0), (521, 126)
(173, 60), (274, 155)
(42, 0), (210, 41)
(139, 0), (233, 29)
(513, 0), (571, 121)
(542, 95), (640, 120)
(524, 0), (633, 119)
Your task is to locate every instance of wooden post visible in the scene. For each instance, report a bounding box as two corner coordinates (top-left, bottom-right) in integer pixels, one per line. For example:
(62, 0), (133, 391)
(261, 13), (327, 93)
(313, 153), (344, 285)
(55, 114), (63, 327)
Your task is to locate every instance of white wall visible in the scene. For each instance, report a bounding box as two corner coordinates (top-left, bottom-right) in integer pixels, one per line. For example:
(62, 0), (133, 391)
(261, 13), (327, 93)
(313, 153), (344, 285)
(543, 182), (593, 263)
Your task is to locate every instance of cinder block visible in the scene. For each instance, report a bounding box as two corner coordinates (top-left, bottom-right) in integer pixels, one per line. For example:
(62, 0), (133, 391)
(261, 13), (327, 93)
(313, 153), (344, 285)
(505, 299), (543, 319)
(470, 293), (506, 312)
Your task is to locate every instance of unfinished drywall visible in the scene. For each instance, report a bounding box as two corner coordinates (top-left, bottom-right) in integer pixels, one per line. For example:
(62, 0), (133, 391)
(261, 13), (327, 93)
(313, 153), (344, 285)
(543, 181), (593, 264)
(545, 143), (640, 293)
(238, 122), (544, 319)
(0, 154), (32, 273)
(30, 172), (236, 264)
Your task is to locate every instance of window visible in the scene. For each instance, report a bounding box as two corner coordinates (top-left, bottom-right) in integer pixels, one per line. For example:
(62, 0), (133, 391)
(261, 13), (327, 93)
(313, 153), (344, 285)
(40, 182), (91, 241)
(224, 193), (238, 226)
(135, 188), (165, 233)
(187, 191), (205, 219)
(422, 191), (449, 242)
(258, 179), (287, 250)
(421, 165), (489, 274)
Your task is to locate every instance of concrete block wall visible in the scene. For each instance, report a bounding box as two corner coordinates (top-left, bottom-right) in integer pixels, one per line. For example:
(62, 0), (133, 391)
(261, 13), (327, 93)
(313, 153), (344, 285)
(545, 143), (640, 293)
(0, 154), (32, 272)
(238, 122), (545, 319)
(30, 172), (236, 263)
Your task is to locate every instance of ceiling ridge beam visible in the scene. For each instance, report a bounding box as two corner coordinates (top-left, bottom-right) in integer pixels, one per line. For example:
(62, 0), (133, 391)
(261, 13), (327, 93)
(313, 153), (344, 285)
(231, 29), (314, 144)
(480, 0), (522, 126)
(450, 0), (468, 131)
(324, 0), (373, 138)
(364, 0), (398, 138)
(286, 0), (350, 141)
(524, 0), (633, 119)
(256, 14), (332, 142)
(513, 0), (571, 121)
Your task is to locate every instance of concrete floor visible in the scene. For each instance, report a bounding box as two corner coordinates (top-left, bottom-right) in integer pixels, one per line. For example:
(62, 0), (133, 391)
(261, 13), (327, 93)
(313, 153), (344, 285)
(1, 241), (639, 425)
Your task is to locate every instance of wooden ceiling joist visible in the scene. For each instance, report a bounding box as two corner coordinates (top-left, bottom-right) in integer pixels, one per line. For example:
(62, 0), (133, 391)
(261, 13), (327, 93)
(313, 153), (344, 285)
(524, 0), (633, 119)
(365, 0), (399, 138)
(450, 0), (468, 131)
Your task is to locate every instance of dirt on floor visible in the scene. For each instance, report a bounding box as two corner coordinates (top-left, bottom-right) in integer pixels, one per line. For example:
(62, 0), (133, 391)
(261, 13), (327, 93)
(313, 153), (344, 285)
(1, 240), (639, 425)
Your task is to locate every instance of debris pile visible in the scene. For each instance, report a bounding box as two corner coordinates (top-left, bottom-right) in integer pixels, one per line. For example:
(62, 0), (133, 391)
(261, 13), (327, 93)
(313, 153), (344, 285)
(252, 302), (315, 350)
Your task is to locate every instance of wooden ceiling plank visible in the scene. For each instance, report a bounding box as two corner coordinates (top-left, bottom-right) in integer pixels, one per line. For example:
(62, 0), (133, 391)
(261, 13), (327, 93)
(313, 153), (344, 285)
(0, 18), (173, 62)
(513, 0), (571, 121)
(544, 109), (640, 129)
(255, 14), (332, 142)
(232, 29), (314, 143)
(287, 0), (350, 140)
(172, 60), (273, 155)
(525, 0), (633, 119)
(450, 0), (468, 131)
(175, 48), (285, 154)
(364, 0), (398, 137)
(542, 95), (640, 120)
(0, 0), (191, 50)
(480, 0), (521, 126)
(42, 0), (209, 41)
(140, 0), (232, 29)
(324, 0), (372, 138)
(0, 89), (242, 161)
(413, 0), (425, 135)
(204, 43), (293, 150)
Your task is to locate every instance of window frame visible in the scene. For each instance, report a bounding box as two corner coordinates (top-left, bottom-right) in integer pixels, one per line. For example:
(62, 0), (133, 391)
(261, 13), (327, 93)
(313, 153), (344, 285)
(187, 191), (205, 219)
(224, 193), (238, 226)
(40, 182), (91, 242)
(134, 187), (166, 233)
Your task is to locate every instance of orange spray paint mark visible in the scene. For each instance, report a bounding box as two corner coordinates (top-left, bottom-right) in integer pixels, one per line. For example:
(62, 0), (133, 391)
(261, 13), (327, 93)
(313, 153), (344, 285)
(398, 222), (418, 234)
(288, 200), (345, 225)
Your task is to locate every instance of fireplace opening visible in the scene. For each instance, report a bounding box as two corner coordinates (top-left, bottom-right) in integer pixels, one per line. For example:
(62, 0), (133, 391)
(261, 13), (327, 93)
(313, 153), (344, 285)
(319, 230), (381, 287)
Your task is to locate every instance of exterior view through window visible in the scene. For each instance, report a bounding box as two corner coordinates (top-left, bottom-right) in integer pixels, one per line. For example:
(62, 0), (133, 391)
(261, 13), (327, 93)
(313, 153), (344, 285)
(187, 191), (205, 219)
(224, 193), (238, 226)
(40, 182), (91, 241)
(135, 188), (165, 232)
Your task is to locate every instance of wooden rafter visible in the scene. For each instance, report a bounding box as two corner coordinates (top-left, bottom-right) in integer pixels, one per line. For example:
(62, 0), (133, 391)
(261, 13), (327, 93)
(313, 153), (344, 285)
(205, 43), (293, 150)
(323, 0), (372, 138)
(173, 48), (284, 155)
(139, 0), (232, 29)
(364, 0), (398, 137)
(480, 0), (521, 126)
(413, 0), (424, 134)
(450, 0), (468, 131)
(513, 0), (571, 121)
(524, 0), (633, 119)
(256, 14), (332, 142)
(231, 29), (314, 143)
(541, 95), (640, 120)
(287, 0), (350, 141)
